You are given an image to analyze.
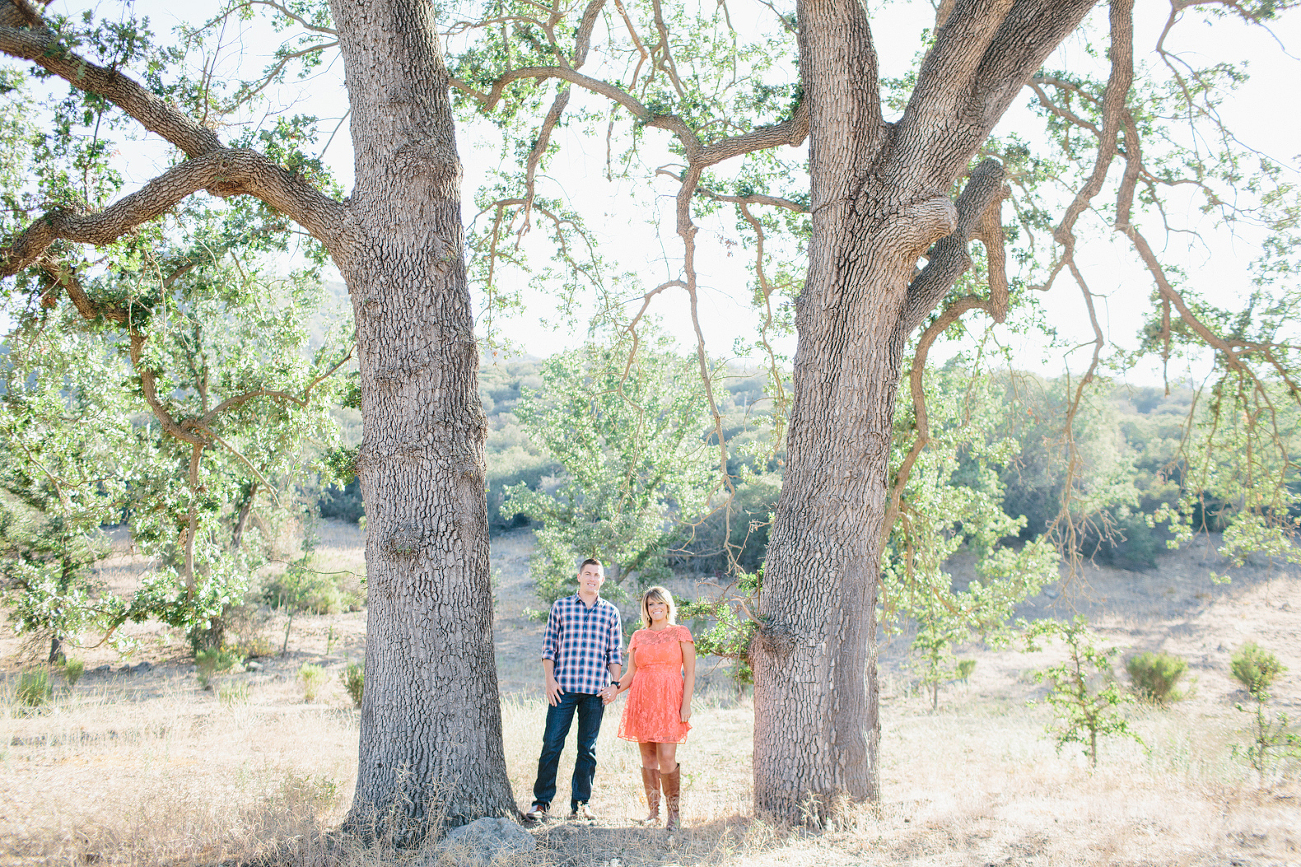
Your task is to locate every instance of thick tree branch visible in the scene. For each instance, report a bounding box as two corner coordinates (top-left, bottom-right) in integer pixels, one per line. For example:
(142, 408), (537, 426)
(0, 14), (349, 253)
(0, 0), (46, 28)
(912, 0), (1016, 118)
(0, 150), (349, 277)
(893, 0), (1099, 186)
(901, 158), (1009, 335)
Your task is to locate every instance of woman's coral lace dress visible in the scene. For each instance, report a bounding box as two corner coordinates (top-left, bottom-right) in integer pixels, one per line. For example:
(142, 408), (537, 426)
(618, 625), (693, 744)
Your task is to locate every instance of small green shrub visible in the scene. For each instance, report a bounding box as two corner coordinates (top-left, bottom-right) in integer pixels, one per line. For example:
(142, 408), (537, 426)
(195, 648), (241, 691)
(1126, 651), (1188, 705)
(61, 658), (85, 689)
(1229, 643), (1298, 779)
(219, 680), (250, 707)
(17, 670), (53, 709)
(955, 659), (977, 683)
(342, 662), (364, 708)
(1231, 642), (1285, 699)
(263, 569), (348, 616)
(299, 663), (327, 702)
(1023, 616), (1142, 768)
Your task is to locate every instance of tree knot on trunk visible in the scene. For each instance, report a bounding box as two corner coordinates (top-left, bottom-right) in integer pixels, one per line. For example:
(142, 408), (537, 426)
(753, 618), (798, 658)
(886, 195), (958, 260)
(382, 522), (425, 559)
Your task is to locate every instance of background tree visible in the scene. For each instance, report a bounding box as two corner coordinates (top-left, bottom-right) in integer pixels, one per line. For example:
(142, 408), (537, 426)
(503, 330), (716, 603)
(1024, 615), (1143, 769)
(881, 363), (1059, 710)
(0, 318), (128, 662)
(0, 195), (350, 657)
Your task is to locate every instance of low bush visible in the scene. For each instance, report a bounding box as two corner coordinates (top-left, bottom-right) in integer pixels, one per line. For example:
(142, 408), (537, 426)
(17, 669), (53, 709)
(61, 658), (85, 688)
(299, 664), (327, 702)
(1229, 643), (1298, 779)
(1231, 642), (1284, 698)
(342, 662), (364, 708)
(195, 648), (241, 691)
(1126, 651), (1188, 705)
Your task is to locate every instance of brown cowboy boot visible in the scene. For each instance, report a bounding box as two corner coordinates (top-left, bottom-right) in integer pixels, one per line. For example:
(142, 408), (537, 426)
(639, 767), (661, 823)
(661, 763), (681, 830)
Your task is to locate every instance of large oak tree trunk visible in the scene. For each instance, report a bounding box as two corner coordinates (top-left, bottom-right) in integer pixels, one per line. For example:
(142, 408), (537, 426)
(753, 0), (1099, 821)
(330, 0), (514, 838)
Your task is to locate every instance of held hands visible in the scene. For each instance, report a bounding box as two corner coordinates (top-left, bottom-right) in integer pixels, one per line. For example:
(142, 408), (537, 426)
(600, 684), (620, 705)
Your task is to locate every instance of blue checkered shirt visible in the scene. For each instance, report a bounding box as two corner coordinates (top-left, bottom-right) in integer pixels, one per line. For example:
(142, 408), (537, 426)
(542, 593), (624, 695)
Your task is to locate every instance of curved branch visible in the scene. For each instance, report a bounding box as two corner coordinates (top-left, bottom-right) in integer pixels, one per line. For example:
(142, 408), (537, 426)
(235, 0), (338, 35)
(0, 149), (348, 276)
(901, 157), (1009, 335)
(129, 335), (207, 448)
(1052, 0), (1134, 249)
(0, 14), (349, 252)
(482, 65), (808, 166)
(882, 295), (988, 542)
(658, 169), (808, 212)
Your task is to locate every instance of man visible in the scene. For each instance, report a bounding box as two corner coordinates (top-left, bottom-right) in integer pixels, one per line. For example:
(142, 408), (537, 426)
(524, 557), (623, 821)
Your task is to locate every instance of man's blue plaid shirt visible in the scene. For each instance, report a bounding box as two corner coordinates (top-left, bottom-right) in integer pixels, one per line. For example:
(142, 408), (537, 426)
(542, 593), (624, 695)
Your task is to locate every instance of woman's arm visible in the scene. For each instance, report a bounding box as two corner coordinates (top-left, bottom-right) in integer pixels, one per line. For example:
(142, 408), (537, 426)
(614, 645), (637, 696)
(680, 639), (696, 722)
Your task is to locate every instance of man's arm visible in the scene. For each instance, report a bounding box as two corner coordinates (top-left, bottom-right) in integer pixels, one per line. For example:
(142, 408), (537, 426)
(600, 607), (624, 702)
(542, 658), (562, 706)
(542, 603), (563, 706)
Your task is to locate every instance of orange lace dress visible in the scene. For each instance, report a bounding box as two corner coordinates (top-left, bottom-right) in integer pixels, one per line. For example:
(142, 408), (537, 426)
(618, 625), (693, 744)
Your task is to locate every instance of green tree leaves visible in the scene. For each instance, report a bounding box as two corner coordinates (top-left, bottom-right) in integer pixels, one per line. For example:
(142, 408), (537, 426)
(504, 331), (716, 603)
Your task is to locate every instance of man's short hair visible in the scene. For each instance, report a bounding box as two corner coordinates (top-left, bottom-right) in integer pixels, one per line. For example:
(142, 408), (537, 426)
(578, 557), (603, 573)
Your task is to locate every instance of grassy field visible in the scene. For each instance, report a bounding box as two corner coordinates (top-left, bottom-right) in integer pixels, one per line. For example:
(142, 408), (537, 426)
(1, 523), (1298, 866)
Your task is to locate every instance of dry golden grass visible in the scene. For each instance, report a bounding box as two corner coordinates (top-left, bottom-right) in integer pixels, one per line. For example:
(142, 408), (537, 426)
(3, 674), (1298, 866)
(2, 524), (1299, 866)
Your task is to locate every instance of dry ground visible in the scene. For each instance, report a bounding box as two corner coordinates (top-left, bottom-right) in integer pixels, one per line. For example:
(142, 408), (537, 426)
(1, 522), (1298, 866)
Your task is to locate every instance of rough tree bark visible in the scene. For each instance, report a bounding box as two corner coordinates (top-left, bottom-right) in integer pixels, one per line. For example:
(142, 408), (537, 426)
(751, 0), (1100, 819)
(0, 0), (516, 839)
(328, 0), (515, 837)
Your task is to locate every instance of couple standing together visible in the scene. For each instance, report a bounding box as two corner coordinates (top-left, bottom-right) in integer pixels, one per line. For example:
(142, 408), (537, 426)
(523, 558), (696, 830)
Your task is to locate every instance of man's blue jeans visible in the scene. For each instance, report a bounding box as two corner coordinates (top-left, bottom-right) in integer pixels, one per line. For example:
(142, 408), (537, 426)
(532, 691), (605, 811)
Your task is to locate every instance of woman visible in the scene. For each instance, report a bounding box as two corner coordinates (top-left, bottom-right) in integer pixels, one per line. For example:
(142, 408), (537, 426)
(608, 586), (695, 830)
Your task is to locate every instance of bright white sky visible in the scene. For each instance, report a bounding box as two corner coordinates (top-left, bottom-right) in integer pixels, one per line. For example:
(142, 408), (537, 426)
(26, 1), (1301, 384)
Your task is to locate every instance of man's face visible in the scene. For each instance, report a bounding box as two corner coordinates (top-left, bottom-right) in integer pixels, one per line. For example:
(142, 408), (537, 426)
(577, 563), (605, 595)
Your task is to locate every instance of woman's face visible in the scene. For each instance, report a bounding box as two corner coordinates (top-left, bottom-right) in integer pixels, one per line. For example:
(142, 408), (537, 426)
(646, 599), (669, 624)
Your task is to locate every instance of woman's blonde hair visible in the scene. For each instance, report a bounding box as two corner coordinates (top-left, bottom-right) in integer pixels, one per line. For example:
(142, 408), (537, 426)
(639, 585), (677, 628)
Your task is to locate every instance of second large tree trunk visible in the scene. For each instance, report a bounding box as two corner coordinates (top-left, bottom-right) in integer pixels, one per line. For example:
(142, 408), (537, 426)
(332, 0), (515, 840)
(751, 0), (956, 821)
